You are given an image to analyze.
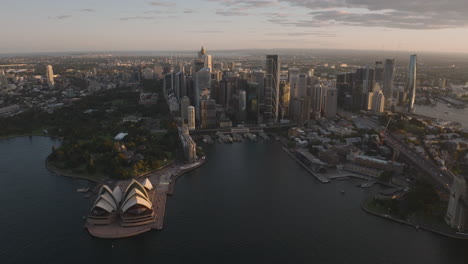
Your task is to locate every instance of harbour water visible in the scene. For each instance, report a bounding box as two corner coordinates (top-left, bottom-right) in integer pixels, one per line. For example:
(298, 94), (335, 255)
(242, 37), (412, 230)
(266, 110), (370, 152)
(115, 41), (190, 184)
(0, 137), (467, 263)
(413, 102), (468, 129)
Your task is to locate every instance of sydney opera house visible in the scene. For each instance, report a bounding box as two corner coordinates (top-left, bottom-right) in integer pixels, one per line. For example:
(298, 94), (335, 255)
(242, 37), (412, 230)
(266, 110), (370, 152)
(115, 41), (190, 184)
(87, 179), (156, 227)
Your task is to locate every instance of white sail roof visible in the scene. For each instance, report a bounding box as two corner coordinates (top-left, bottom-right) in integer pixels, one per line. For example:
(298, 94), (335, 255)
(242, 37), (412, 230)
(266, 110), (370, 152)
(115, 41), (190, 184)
(94, 198), (115, 213)
(121, 195), (153, 213)
(122, 188), (149, 206)
(123, 180), (149, 201)
(142, 178), (153, 191)
(100, 192), (118, 210)
(113, 186), (123, 204)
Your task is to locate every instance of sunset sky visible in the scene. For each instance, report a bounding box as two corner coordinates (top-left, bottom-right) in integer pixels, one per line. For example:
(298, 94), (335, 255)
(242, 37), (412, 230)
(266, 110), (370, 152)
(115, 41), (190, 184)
(2, 0), (468, 53)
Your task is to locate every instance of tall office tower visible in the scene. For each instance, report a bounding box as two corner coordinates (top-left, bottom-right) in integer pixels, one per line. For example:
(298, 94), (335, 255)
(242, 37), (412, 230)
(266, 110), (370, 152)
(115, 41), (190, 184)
(188, 106), (196, 130)
(407, 55), (417, 113)
(197, 46), (213, 71)
(371, 90), (385, 113)
(367, 83), (385, 112)
(280, 80), (290, 119)
(175, 71), (186, 99)
(353, 67), (374, 111)
(46, 65), (55, 87)
(288, 67), (300, 98)
(200, 99), (217, 129)
(325, 87), (338, 119)
(312, 84), (323, 114)
(163, 72), (176, 98)
(239, 90), (247, 111)
(181, 96), (191, 121)
(253, 70), (265, 107)
(383, 59), (395, 109)
(195, 67), (211, 110)
(264, 55), (280, 123)
(297, 74), (308, 98)
(336, 72), (354, 110)
(0, 70), (7, 89)
(374, 61), (384, 85)
(218, 78), (233, 108)
(308, 69), (315, 77)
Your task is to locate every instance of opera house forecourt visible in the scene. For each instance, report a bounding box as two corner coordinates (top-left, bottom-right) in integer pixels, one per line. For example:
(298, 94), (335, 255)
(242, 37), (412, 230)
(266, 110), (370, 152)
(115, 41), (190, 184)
(86, 179), (159, 238)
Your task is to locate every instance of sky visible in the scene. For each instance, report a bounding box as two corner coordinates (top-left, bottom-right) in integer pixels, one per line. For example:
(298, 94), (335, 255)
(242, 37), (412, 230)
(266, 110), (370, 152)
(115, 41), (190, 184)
(1, 0), (468, 54)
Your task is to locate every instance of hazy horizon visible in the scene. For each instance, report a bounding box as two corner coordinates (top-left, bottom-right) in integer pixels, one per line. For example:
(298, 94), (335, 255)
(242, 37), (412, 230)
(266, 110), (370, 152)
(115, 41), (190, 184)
(2, 0), (468, 54)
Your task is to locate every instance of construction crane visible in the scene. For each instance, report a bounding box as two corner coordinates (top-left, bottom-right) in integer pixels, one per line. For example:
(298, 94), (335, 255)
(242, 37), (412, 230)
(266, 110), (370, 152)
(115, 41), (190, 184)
(380, 116), (392, 145)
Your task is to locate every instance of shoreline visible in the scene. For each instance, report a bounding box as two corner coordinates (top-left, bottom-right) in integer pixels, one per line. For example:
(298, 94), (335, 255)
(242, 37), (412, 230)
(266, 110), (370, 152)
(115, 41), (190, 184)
(361, 200), (468, 240)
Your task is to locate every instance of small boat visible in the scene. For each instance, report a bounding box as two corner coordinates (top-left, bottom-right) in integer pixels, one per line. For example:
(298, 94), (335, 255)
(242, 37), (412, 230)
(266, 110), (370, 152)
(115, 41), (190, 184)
(447, 103), (452, 108)
(341, 190), (345, 194)
(77, 187), (89, 193)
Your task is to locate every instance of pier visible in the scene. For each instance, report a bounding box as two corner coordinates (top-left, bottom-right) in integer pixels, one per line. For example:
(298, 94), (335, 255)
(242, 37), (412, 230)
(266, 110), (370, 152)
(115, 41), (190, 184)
(282, 147), (330, 183)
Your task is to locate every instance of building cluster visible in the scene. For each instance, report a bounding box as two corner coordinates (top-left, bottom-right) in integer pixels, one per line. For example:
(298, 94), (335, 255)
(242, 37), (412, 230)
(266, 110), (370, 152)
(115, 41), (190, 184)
(336, 56), (417, 113)
(160, 47), (342, 131)
(288, 118), (403, 178)
(0, 61), (140, 116)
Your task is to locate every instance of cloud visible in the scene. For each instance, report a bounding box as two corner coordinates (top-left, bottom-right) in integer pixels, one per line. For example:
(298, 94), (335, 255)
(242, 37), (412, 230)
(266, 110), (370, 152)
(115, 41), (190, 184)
(187, 30), (224, 33)
(265, 32), (336, 37)
(48, 15), (72, 20)
(208, 0), (278, 8)
(276, 0), (468, 29)
(77, 8), (95, 12)
(216, 8), (250, 16)
(120, 16), (157, 21)
(149, 1), (176, 7)
(211, 0), (278, 16)
(184, 9), (196, 14)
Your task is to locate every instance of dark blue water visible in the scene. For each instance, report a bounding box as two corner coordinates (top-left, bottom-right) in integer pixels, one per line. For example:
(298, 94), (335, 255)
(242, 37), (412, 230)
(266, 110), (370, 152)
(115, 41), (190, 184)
(0, 137), (467, 264)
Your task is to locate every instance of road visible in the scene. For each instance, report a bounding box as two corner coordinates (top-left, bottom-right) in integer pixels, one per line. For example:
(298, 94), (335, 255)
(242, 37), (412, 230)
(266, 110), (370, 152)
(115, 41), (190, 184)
(358, 117), (453, 192)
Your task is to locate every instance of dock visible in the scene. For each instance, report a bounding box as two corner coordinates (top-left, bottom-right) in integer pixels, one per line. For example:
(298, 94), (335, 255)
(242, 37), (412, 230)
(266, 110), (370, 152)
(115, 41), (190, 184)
(282, 147), (330, 183)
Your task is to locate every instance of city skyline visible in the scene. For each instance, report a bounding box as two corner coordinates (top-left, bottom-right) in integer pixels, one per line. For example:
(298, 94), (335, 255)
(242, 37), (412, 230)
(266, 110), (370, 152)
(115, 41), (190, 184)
(2, 0), (468, 54)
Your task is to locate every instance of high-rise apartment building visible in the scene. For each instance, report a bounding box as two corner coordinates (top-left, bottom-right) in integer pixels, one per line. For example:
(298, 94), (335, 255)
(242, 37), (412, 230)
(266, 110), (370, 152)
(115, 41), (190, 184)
(188, 106), (196, 130)
(46, 65), (54, 87)
(180, 96), (191, 121)
(325, 87), (338, 119)
(407, 55), (417, 113)
(264, 55), (280, 124)
(383, 59), (395, 109)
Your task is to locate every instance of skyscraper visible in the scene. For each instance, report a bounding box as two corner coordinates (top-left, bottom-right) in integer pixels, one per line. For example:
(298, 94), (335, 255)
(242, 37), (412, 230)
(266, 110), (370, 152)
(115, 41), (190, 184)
(0, 70), (7, 89)
(325, 87), (338, 119)
(197, 46), (213, 71)
(200, 99), (217, 129)
(180, 96), (191, 121)
(374, 61), (384, 85)
(288, 67), (300, 99)
(188, 106), (196, 130)
(312, 84), (323, 114)
(407, 55), (417, 113)
(46, 65), (54, 87)
(280, 80), (290, 119)
(195, 67), (211, 111)
(383, 59), (395, 109)
(264, 55), (280, 123)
